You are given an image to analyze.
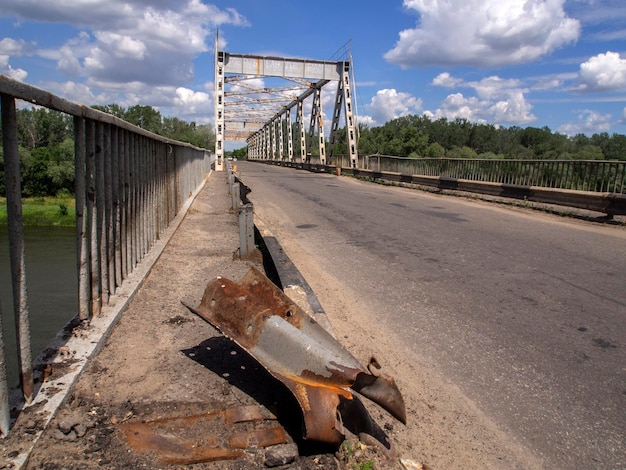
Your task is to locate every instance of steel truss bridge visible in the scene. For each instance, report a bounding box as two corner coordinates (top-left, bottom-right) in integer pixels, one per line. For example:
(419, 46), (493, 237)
(214, 45), (358, 171)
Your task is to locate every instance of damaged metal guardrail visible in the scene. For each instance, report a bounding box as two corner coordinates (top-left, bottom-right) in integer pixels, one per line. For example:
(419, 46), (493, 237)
(184, 266), (406, 447)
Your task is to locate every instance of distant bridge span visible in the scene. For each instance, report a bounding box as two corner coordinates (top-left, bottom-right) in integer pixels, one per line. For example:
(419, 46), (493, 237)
(214, 40), (358, 171)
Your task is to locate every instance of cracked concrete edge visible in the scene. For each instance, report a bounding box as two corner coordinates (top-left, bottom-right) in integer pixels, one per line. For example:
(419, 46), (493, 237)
(4, 171), (213, 470)
(254, 216), (336, 338)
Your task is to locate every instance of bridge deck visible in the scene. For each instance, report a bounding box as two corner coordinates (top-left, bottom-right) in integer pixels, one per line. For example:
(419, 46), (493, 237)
(2, 171), (312, 468)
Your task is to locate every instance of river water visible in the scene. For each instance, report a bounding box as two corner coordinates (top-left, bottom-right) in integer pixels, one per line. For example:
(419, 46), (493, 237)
(0, 226), (77, 387)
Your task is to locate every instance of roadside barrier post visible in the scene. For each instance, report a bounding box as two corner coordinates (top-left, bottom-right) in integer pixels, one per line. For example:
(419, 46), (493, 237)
(238, 203), (254, 258)
(232, 181), (241, 210)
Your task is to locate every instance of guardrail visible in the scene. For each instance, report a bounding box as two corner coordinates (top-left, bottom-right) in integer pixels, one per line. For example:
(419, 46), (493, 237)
(253, 158), (626, 216)
(0, 75), (211, 436)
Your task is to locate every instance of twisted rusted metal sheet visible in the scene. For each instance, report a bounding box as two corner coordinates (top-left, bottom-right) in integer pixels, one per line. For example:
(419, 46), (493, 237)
(119, 405), (287, 464)
(185, 267), (406, 445)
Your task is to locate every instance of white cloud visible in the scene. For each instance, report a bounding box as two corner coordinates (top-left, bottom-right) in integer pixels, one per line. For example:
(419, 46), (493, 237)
(489, 91), (535, 124)
(532, 77), (564, 91)
(429, 73), (536, 125)
(0, 37), (31, 55)
(432, 72), (463, 88)
(42, 80), (110, 105)
(558, 110), (612, 135)
(618, 107), (626, 125)
(0, 1), (247, 88)
(172, 87), (211, 120)
(470, 76), (523, 100)
(364, 88), (423, 126)
(0, 38), (31, 80)
(427, 93), (487, 122)
(572, 51), (626, 93)
(0, 61), (28, 81)
(95, 32), (146, 60)
(385, 0), (580, 67)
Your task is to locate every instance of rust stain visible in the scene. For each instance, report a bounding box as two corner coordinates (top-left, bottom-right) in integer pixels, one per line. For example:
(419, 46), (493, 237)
(228, 426), (288, 449)
(118, 405), (286, 465)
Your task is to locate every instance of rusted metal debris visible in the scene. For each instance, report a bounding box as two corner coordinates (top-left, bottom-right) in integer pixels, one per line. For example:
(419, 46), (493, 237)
(119, 405), (288, 464)
(184, 267), (406, 445)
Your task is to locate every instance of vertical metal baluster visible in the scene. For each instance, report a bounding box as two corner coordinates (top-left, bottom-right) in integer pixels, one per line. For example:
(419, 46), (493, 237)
(140, 135), (147, 259)
(96, 123), (108, 306)
(73, 116), (90, 322)
(111, 126), (122, 288)
(129, 133), (136, 270)
(129, 131), (136, 273)
(104, 124), (115, 297)
(170, 145), (177, 223)
(120, 129), (128, 280)
(86, 120), (100, 316)
(149, 139), (155, 247)
(1, 94), (33, 402)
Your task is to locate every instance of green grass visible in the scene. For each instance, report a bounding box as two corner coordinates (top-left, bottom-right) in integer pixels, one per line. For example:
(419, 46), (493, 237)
(0, 196), (76, 227)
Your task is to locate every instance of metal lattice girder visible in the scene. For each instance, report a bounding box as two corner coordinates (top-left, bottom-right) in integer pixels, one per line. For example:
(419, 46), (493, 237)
(328, 61), (357, 167)
(219, 48), (359, 167)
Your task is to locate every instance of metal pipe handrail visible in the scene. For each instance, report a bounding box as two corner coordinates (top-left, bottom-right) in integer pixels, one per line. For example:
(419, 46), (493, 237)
(254, 158), (626, 216)
(250, 153), (625, 194)
(0, 75), (211, 436)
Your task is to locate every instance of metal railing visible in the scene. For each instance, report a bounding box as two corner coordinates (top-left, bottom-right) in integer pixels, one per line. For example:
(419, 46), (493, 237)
(252, 154), (626, 215)
(253, 154), (626, 194)
(0, 75), (211, 436)
(359, 155), (626, 194)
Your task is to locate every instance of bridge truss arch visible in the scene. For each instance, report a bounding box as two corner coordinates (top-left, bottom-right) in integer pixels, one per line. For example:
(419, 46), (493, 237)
(214, 45), (358, 171)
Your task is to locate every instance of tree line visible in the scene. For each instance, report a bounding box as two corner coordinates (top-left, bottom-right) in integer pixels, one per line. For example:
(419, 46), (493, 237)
(0, 105), (215, 197)
(332, 115), (626, 162)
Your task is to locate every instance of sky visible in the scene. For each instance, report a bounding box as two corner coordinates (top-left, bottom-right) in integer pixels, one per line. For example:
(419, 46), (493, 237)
(1, 0), (626, 146)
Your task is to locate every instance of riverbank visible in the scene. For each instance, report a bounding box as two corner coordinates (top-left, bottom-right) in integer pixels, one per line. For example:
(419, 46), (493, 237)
(0, 196), (75, 226)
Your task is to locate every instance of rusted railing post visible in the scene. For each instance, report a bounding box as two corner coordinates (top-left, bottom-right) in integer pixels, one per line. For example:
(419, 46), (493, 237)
(1, 94), (34, 403)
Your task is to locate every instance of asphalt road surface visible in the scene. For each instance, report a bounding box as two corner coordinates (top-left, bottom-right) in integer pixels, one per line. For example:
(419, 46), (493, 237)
(237, 161), (626, 469)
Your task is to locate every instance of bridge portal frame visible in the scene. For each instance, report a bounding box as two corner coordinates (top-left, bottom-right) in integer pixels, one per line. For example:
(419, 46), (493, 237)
(214, 48), (359, 170)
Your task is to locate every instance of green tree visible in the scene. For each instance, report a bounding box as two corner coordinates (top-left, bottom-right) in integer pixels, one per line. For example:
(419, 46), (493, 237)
(447, 146), (478, 159)
(575, 145), (604, 160)
(424, 142), (446, 158)
(124, 105), (163, 134)
(22, 138), (75, 196)
(230, 146), (248, 159)
(91, 103), (126, 118)
(17, 108), (72, 150)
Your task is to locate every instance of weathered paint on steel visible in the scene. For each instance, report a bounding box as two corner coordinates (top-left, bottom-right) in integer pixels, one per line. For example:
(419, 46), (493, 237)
(185, 267), (406, 445)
